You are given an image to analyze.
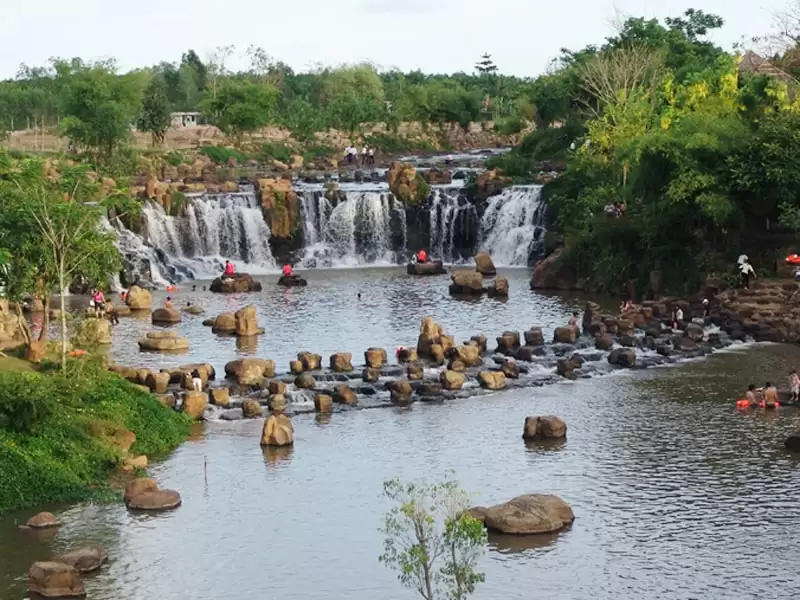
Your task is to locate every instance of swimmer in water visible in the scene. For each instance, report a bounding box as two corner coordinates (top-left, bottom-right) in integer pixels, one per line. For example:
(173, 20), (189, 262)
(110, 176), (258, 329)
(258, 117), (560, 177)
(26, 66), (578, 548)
(763, 382), (779, 408)
(358, 292), (361, 300)
(745, 384), (758, 408)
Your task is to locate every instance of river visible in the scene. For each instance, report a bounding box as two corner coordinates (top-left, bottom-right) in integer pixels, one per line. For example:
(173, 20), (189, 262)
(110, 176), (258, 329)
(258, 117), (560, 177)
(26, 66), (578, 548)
(2, 268), (799, 600)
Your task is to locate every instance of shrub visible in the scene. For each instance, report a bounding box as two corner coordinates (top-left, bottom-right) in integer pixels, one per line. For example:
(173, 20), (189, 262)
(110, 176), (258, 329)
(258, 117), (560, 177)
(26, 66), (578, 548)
(0, 364), (189, 514)
(199, 145), (249, 165)
(494, 115), (526, 135)
(257, 142), (293, 164)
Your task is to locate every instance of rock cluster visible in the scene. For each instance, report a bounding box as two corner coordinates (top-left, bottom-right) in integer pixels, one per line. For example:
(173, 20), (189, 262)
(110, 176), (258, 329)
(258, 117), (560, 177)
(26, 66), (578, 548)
(260, 395), (294, 447)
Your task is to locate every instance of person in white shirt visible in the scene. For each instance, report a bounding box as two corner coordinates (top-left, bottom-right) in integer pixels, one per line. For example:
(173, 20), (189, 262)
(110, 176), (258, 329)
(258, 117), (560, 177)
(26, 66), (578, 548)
(739, 259), (756, 289)
(361, 146), (368, 165)
(368, 147), (375, 166)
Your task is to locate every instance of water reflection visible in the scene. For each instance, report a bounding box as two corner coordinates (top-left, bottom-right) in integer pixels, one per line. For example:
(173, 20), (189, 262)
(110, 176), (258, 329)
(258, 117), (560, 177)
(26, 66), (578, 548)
(262, 446), (294, 468)
(487, 530), (565, 555)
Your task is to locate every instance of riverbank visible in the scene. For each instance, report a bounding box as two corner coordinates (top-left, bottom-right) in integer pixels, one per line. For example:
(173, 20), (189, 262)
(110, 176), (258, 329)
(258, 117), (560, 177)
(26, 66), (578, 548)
(0, 362), (190, 515)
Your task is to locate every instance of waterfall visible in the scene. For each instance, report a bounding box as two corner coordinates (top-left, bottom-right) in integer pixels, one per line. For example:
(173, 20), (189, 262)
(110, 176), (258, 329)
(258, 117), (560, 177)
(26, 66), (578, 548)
(479, 185), (546, 266)
(108, 190), (275, 283)
(428, 187), (479, 263)
(296, 188), (406, 268)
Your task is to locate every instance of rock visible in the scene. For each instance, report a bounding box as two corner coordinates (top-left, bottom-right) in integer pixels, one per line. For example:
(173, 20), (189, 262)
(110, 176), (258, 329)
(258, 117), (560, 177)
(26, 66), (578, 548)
(397, 347), (419, 363)
(333, 384), (358, 405)
(289, 360), (304, 374)
(145, 371), (170, 394)
(501, 360), (520, 379)
(28, 561), (85, 598)
(478, 371), (506, 390)
(522, 416), (567, 441)
(209, 387), (230, 407)
(242, 399), (262, 418)
(449, 359), (466, 372)
(453, 344), (483, 367)
(524, 328), (544, 346)
(468, 494), (574, 535)
(495, 332), (520, 356)
(260, 413), (294, 446)
(365, 347), (387, 368)
(211, 312), (236, 333)
(416, 317), (453, 361)
(267, 380), (287, 395)
(440, 370), (466, 390)
(123, 455), (148, 472)
(595, 334), (614, 350)
(529, 248), (581, 291)
(553, 326), (579, 344)
(125, 285), (152, 310)
(388, 380), (413, 405)
(423, 167), (452, 185)
(469, 334), (488, 353)
(53, 546), (107, 573)
(278, 275), (307, 287)
(235, 304), (263, 336)
(388, 162), (429, 205)
(202, 318), (215, 326)
(298, 352), (322, 370)
(257, 178), (299, 240)
(362, 368), (380, 383)
(314, 394), (333, 413)
(126, 489), (182, 511)
(209, 273), (263, 293)
(181, 391), (208, 420)
(330, 352), (353, 372)
(556, 355), (584, 379)
(181, 304), (204, 315)
(224, 358), (275, 385)
(407, 363), (424, 380)
(123, 477), (158, 504)
(487, 276), (509, 297)
(407, 261), (446, 275)
(473, 169), (511, 202)
(684, 322), (705, 342)
(151, 307), (181, 324)
(173, 363), (215, 382)
(785, 432), (800, 453)
(450, 270), (484, 295)
(608, 348), (636, 368)
(138, 331), (189, 352)
(73, 318), (112, 346)
(295, 372), (316, 389)
(474, 251), (497, 276)
(24, 512), (60, 529)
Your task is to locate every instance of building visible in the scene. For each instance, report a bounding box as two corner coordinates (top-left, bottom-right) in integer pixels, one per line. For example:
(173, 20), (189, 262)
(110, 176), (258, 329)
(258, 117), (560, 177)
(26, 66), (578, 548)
(738, 51), (798, 86)
(170, 112), (202, 128)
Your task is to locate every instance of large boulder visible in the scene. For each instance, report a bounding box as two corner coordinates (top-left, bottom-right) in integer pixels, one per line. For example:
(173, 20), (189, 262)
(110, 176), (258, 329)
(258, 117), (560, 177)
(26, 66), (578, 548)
(684, 322), (705, 342)
(365, 347), (387, 368)
(333, 384), (358, 405)
(478, 371), (506, 390)
(473, 169), (511, 202)
(257, 178), (299, 240)
(260, 413), (294, 446)
(145, 371), (170, 394)
(73, 318), (112, 346)
(486, 276), (509, 297)
(23, 512), (60, 529)
(608, 348), (636, 368)
(524, 328), (544, 346)
(298, 352), (322, 371)
(181, 391), (208, 420)
(234, 304), (263, 336)
(388, 162), (429, 205)
(209, 273), (263, 293)
(416, 317), (454, 362)
(553, 326), (579, 344)
(423, 167), (452, 185)
(224, 358), (275, 385)
(330, 352), (353, 372)
(209, 387), (230, 407)
(595, 334), (614, 350)
(314, 394), (333, 413)
(440, 370), (466, 390)
(474, 251), (497, 276)
(151, 307), (181, 325)
(452, 345), (483, 367)
(278, 275), (308, 287)
(123, 477), (158, 504)
(529, 248), (581, 291)
(125, 285), (152, 310)
(495, 331), (520, 355)
(53, 546), (107, 573)
(138, 331), (189, 352)
(449, 270), (484, 295)
(28, 561), (85, 598)
(522, 416), (567, 441)
(468, 494), (574, 535)
(407, 261), (446, 275)
(211, 312), (236, 333)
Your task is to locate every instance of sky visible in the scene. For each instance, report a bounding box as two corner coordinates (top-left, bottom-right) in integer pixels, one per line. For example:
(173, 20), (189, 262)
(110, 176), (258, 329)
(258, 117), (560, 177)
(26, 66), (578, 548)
(0, 0), (793, 79)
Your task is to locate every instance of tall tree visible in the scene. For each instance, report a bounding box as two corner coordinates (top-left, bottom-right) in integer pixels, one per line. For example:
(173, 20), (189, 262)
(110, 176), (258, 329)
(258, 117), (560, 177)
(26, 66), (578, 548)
(200, 78), (278, 141)
(137, 75), (171, 146)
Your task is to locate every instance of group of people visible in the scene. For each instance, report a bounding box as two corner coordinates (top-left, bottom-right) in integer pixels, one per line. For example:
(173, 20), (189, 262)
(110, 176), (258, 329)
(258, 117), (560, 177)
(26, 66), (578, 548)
(344, 145), (375, 166)
(739, 382), (781, 409)
(88, 288), (119, 325)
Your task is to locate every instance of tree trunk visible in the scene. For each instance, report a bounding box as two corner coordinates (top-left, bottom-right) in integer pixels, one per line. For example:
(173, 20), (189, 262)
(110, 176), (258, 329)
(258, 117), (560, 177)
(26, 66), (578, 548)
(59, 267), (67, 373)
(38, 295), (50, 342)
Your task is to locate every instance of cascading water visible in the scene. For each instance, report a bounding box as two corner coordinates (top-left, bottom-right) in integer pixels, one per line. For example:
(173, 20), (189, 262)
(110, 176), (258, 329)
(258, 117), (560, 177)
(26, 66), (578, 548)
(296, 187), (406, 267)
(428, 187), (479, 263)
(479, 185), (546, 266)
(109, 189), (275, 283)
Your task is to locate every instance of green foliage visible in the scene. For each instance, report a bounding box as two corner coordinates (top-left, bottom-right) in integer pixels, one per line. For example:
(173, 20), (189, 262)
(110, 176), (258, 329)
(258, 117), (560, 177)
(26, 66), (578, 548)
(0, 363), (189, 514)
(164, 150), (186, 166)
(257, 142), (293, 164)
(137, 74), (172, 146)
(199, 145), (249, 165)
(379, 474), (487, 600)
(494, 115), (526, 135)
(200, 78), (278, 138)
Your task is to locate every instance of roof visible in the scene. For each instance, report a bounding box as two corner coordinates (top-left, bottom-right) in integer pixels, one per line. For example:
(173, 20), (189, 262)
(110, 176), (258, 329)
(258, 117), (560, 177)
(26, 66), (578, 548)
(170, 112), (202, 116)
(739, 51), (799, 86)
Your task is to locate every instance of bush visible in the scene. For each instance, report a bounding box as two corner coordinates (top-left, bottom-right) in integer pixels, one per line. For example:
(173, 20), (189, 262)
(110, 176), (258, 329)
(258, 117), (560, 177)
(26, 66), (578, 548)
(164, 150), (186, 166)
(0, 364), (189, 514)
(199, 145), (249, 165)
(494, 115), (527, 135)
(257, 142), (293, 164)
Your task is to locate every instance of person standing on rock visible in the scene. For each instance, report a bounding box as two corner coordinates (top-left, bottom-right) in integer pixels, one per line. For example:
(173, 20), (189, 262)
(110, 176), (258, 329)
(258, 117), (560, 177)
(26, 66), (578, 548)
(361, 145), (368, 166)
(739, 258), (756, 289)
(789, 370), (799, 402)
(92, 289), (106, 318)
(368, 147), (375, 166)
(223, 260), (235, 279)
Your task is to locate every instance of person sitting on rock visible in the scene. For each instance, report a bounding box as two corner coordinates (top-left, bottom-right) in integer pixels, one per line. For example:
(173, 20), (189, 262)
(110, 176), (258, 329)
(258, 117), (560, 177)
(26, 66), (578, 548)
(191, 369), (203, 392)
(223, 260), (235, 279)
(416, 249), (428, 264)
(164, 296), (173, 309)
(568, 312), (579, 327)
(282, 264), (294, 278)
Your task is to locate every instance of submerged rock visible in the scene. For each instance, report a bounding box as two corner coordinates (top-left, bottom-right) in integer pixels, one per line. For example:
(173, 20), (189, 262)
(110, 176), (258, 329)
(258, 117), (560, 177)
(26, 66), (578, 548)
(449, 270), (484, 295)
(468, 494), (574, 535)
(522, 416), (567, 441)
(23, 512), (60, 530)
(278, 275), (307, 287)
(53, 546), (107, 573)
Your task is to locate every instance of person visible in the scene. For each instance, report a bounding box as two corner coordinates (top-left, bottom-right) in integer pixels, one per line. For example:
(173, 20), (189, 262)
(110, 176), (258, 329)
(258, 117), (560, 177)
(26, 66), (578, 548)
(191, 369), (203, 392)
(192, 284), (197, 292)
(361, 145), (368, 166)
(568, 311), (579, 327)
(164, 296), (173, 309)
(344, 146), (351, 164)
(92, 289), (106, 318)
(620, 299), (632, 313)
(368, 147), (375, 166)
(282, 264), (294, 278)
(224, 260), (235, 278)
(739, 258), (756, 289)
(702, 298), (710, 318)
(445, 154), (453, 166)
(790, 370), (800, 402)
(349, 146), (357, 164)
(416, 249), (428, 264)
(120, 289), (128, 303)
(105, 301), (119, 325)
(671, 306), (684, 329)
(795, 266), (800, 282)
(763, 382), (779, 408)
(745, 384), (759, 408)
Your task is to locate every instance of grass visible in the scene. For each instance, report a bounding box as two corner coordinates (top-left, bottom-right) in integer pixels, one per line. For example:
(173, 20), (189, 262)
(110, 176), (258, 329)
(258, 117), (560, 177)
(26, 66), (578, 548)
(0, 353), (34, 373)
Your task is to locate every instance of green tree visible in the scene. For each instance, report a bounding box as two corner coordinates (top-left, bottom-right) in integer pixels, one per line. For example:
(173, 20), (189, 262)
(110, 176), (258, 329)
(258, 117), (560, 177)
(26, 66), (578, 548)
(137, 75), (171, 146)
(379, 475), (487, 600)
(474, 53), (498, 75)
(59, 61), (144, 157)
(200, 78), (279, 140)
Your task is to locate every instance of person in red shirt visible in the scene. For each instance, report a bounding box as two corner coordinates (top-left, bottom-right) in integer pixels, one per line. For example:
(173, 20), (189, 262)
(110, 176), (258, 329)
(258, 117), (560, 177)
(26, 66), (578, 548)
(282, 264), (294, 277)
(416, 249), (428, 263)
(224, 261), (235, 277)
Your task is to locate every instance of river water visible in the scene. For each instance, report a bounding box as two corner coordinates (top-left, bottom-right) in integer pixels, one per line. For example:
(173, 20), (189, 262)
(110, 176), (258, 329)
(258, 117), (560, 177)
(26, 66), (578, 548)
(2, 268), (800, 600)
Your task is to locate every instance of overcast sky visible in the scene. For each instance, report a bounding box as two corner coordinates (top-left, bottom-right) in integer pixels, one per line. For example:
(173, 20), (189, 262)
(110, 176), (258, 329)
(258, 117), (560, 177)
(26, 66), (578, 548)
(0, 0), (792, 79)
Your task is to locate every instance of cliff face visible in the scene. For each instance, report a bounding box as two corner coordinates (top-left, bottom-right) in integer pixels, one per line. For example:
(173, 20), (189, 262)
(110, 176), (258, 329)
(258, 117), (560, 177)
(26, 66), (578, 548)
(387, 162), (430, 206)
